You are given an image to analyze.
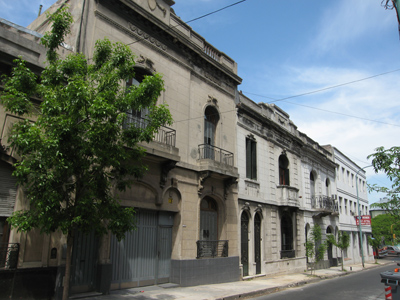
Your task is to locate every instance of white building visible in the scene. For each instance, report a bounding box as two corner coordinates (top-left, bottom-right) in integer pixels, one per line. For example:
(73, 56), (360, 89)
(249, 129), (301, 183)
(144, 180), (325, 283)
(236, 93), (341, 277)
(323, 146), (374, 265)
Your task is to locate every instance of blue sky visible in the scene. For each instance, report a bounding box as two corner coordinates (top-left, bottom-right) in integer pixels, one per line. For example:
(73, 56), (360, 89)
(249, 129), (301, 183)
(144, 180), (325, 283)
(1, 0), (399, 203)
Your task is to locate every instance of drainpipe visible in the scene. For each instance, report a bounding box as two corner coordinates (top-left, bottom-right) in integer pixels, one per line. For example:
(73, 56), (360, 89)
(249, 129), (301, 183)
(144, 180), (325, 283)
(38, 5), (43, 17)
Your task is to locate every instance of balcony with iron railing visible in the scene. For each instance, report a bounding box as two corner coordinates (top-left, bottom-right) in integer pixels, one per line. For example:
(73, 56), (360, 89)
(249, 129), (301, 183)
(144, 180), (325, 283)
(123, 114), (179, 161)
(311, 195), (339, 215)
(196, 240), (228, 259)
(0, 243), (19, 269)
(198, 144), (238, 178)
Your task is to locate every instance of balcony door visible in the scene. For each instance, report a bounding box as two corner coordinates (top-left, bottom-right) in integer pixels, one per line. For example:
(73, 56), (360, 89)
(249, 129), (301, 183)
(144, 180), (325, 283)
(200, 197), (218, 241)
(204, 106), (219, 159)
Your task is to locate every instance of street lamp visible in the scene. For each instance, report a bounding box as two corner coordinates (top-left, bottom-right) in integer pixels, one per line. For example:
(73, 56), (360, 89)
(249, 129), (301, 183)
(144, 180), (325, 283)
(356, 165), (372, 268)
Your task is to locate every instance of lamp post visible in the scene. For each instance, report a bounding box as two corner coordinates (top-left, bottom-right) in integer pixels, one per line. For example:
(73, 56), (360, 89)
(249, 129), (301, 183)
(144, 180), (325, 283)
(356, 165), (372, 268)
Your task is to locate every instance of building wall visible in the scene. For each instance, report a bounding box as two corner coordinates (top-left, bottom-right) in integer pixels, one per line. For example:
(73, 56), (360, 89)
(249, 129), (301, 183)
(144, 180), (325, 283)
(325, 146), (373, 265)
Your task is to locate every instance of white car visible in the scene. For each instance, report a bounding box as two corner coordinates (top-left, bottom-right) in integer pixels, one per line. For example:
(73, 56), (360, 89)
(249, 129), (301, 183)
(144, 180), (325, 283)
(386, 246), (400, 256)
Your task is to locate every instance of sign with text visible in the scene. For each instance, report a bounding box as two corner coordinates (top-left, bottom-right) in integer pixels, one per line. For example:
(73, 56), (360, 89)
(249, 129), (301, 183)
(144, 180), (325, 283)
(355, 215), (371, 226)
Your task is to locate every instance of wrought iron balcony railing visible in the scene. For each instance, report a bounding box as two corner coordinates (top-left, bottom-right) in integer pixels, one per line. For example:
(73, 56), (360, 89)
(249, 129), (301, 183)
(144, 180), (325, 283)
(0, 243), (19, 269)
(196, 240), (228, 258)
(198, 144), (234, 166)
(123, 114), (176, 147)
(280, 249), (295, 259)
(311, 195), (339, 213)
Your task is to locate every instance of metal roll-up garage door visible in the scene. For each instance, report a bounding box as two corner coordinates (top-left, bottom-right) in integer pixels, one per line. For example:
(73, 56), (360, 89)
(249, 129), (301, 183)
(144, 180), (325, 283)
(110, 210), (173, 290)
(0, 161), (17, 217)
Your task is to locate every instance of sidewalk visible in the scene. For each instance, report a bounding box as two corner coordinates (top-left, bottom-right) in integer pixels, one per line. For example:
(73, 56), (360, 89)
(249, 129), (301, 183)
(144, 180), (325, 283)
(77, 261), (393, 300)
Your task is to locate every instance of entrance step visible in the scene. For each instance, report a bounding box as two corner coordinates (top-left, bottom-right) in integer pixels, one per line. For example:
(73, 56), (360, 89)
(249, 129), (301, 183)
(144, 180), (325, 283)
(69, 292), (103, 299)
(159, 283), (180, 289)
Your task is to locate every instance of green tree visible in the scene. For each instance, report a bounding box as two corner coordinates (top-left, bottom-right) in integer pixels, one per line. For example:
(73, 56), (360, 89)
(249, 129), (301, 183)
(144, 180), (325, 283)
(305, 224), (327, 275)
(0, 7), (172, 300)
(368, 146), (400, 219)
(370, 214), (400, 245)
(327, 231), (350, 271)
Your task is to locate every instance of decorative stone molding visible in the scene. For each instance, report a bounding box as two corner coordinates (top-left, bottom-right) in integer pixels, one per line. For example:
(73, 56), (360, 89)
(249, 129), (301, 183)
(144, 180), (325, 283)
(205, 72), (222, 86)
(128, 23), (167, 51)
(160, 161), (177, 188)
(224, 177), (238, 200)
(207, 96), (219, 107)
(136, 54), (156, 72)
(198, 171), (211, 194)
(148, 0), (167, 17)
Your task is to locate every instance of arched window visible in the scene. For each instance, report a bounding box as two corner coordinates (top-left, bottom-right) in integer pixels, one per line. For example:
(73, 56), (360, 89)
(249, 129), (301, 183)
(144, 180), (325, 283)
(281, 213), (294, 258)
(325, 178), (330, 197)
(279, 155), (290, 186)
(204, 106), (219, 159)
(200, 197), (218, 241)
(124, 68), (152, 129)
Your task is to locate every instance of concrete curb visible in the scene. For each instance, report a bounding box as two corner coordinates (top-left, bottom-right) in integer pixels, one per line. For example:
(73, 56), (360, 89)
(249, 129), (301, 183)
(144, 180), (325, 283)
(216, 262), (389, 300)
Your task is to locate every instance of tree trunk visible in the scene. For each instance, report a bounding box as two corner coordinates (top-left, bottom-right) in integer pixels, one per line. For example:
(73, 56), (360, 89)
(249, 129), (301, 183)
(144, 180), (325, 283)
(341, 249), (344, 271)
(62, 231), (74, 300)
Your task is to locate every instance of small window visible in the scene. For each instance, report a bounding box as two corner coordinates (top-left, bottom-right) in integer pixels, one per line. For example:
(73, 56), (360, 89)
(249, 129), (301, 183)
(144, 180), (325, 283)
(246, 136), (257, 180)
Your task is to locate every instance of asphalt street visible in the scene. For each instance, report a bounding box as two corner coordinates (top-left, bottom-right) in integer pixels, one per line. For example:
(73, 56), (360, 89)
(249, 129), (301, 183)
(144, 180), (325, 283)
(251, 258), (399, 300)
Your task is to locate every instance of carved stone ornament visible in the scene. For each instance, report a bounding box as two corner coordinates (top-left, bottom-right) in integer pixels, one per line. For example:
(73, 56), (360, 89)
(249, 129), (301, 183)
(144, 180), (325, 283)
(224, 178), (238, 200)
(136, 55), (156, 72)
(148, 0), (157, 10)
(207, 95), (218, 107)
(198, 171), (211, 195)
(128, 23), (167, 51)
(148, 0), (167, 16)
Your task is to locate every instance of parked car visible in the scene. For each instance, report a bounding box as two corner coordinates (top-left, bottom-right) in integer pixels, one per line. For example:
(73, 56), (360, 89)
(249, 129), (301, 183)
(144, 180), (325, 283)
(374, 245), (388, 258)
(386, 246), (400, 256)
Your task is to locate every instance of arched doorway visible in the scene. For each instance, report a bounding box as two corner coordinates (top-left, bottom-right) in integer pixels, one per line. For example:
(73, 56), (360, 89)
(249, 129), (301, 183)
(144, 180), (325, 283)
(281, 213), (294, 258)
(327, 227), (333, 267)
(254, 213), (261, 274)
(241, 211), (249, 277)
(200, 197), (218, 241)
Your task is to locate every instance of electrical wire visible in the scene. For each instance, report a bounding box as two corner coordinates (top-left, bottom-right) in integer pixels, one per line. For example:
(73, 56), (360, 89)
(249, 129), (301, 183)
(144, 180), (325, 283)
(243, 68), (400, 104)
(124, 0), (247, 47)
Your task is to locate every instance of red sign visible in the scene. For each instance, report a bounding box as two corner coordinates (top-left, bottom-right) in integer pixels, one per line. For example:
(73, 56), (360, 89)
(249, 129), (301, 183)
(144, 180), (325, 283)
(355, 215), (371, 226)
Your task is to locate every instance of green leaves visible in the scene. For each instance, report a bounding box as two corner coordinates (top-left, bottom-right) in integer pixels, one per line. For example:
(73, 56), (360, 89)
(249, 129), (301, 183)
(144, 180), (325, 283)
(1, 58), (37, 116)
(40, 6), (73, 63)
(368, 146), (400, 219)
(3, 7), (172, 241)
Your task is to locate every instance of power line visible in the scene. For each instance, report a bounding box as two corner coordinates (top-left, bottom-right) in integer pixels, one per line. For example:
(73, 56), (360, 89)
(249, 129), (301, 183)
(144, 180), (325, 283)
(243, 68), (400, 104)
(124, 0), (247, 47)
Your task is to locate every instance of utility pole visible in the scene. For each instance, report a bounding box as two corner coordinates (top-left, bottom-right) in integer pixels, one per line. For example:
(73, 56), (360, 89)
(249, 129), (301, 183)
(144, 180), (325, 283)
(356, 165), (372, 268)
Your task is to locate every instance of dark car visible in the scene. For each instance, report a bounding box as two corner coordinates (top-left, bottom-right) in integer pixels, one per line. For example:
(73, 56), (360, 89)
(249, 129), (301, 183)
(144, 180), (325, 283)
(387, 246), (400, 256)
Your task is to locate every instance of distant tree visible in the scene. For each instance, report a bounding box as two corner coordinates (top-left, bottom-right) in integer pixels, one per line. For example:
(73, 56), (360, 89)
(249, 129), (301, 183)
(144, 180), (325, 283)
(0, 7), (172, 300)
(368, 147), (400, 220)
(370, 214), (400, 245)
(305, 224), (327, 275)
(327, 231), (350, 271)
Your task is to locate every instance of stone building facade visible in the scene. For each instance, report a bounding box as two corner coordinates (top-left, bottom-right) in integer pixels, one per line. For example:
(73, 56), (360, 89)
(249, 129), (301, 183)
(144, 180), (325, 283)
(0, 0), (373, 298)
(1, 0), (242, 297)
(236, 92), (350, 277)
